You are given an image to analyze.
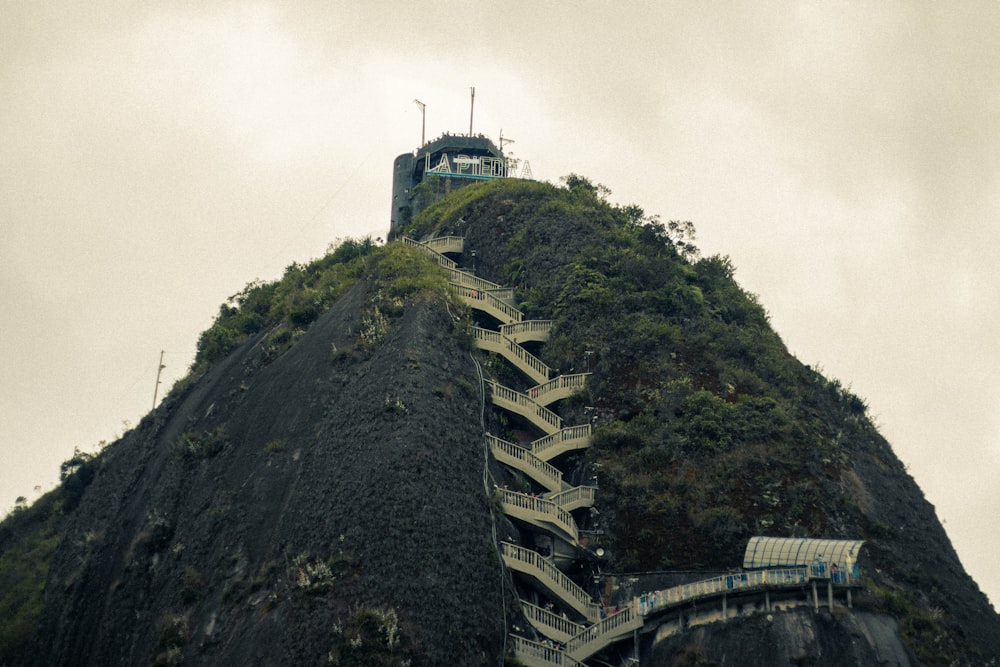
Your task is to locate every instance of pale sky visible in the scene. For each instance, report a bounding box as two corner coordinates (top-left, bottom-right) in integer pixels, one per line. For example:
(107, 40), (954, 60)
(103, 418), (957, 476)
(2, 2), (997, 609)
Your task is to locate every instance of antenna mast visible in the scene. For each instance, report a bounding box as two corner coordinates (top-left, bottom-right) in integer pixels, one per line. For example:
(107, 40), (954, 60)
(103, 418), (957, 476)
(499, 129), (515, 152)
(152, 350), (165, 409)
(413, 99), (426, 146)
(469, 86), (475, 135)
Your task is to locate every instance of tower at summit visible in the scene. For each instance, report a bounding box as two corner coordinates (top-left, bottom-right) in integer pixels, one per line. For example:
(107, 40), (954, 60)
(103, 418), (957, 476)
(389, 90), (532, 239)
(390, 132), (531, 239)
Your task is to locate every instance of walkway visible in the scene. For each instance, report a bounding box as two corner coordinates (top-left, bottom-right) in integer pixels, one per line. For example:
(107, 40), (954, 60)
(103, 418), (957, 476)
(406, 237), (627, 661)
(404, 236), (862, 666)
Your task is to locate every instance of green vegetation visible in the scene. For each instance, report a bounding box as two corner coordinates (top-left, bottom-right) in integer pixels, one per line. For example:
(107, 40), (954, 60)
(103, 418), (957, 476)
(0, 512), (60, 659)
(0, 446), (100, 661)
(0, 174), (983, 663)
(406, 173), (966, 659)
(175, 427), (227, 460)
(327, 606), (417, 667)
(407, 174), (873, 568)
(149, 612), (187, 666)
(190, 236), (455, 374)
(264, 438), (287, 454)
(194, 237), (379, 366)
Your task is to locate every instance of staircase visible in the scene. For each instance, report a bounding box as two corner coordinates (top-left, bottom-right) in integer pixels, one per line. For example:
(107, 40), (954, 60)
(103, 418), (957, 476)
(403, 236), (642, 664)
(399, 235), (870, 664)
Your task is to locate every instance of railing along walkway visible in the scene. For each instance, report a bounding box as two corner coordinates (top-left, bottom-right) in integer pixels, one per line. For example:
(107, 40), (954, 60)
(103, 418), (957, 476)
(566, 602), (643, 660)
(486, 379), (561, 434)
(475, 330), (590, 403)
(531, 425), (592, 461)
(501, 319), (553, 343)
(453, 283), (523, 324)
(488, 434), (565, 493)
(510, 604), (641, 666)
(509, 636), (585, 667)
(545, 486), (597, 512)
(447, 269), (517, 309)
(514, 565), (855, 666)
(401, 236), (458, 270)
(520, 600), (585, 644)
(638, 566), (813, 617)
(402, 238), (514, 306)
(447, 267), (508, 298)
(401, 235), (624, 663)
(422, 235), (464, 255)
(499, 489), (579, 545)
(501, 542), (602, 622)
(474, 328), (550, 384)
(528, 373), (589, 406)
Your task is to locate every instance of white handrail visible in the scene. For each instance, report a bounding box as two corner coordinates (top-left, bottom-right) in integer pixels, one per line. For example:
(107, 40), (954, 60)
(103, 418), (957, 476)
(546, 486), (597, 511)
(509, 635), (586, 666)
(400, 236), (458, 269)
(520, 600), (585, 643)
(637, 566), (810, 616)
(565, 602), (642, 658)
(487, 379), (561, 434)
(500, 542), (601, 621)
(529, 373), (589, 405)
(423, 235), (464, 254)
(446, 267), (504, 293)
(531, 425), (592, 460)
(488, 434), (563, 493)
(499, 489), (579, 543)
(453, 283), (524, 323)
(474, 328), (550, 384)
(501, 320), (554, 342)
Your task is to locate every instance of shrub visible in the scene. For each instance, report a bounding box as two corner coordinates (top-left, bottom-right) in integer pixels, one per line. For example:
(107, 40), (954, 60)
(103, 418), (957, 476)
(150, 613), (188, 666)
(265, 439), (287, 454)
(176, 427), (226, 460)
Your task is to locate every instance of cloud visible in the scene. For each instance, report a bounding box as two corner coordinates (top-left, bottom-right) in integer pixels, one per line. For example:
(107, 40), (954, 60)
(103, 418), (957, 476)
(1, 0), (998, 610)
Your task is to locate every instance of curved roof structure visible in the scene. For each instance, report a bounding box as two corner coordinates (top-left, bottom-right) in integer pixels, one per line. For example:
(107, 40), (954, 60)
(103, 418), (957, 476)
(743, 536), (864, 569)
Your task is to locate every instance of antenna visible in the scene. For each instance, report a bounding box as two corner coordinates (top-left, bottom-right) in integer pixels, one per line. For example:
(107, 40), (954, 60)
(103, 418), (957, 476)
(413, 99), (426, 146)
(499, 129), (515, 152)
(152, 350), (165, 409)
(469, 86), (475, 136)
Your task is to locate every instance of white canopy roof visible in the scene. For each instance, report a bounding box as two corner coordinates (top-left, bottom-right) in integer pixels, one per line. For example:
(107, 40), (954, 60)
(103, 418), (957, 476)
(743, 536), (864, 569)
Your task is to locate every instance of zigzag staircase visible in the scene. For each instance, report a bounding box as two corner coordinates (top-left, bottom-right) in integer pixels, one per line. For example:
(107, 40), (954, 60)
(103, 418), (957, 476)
(404, 235), (642, 665)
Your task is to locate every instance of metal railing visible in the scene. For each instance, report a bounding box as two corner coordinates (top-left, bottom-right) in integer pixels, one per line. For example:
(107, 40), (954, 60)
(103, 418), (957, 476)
(546, 486), (597, 512)
(500, 542), (601, 621)
(520, 600), (585, 643)
(488, 434), (563, 493)
(501, 319), (554, 342)
(529, 373), (589, 405)
(401, 236), (458, 269)
(474, 328), (550, 384)
(446, 267), (504, 293)
(499, 489), (579, 544)
(486, 379), (562, 434)
(531, 425), (592, 461)
(453, 283), (524, 323)
(638, 566), (810, 616)
(565, 602), (643, 658)
(423, 235), (464, 255)
(509, 635), (586, 667)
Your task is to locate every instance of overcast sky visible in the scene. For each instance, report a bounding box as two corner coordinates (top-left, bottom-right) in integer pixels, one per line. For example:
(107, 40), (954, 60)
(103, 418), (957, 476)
(2, 1), (997, 609)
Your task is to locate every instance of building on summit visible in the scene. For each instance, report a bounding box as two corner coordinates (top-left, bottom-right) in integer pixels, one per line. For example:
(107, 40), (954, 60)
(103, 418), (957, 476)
(389, 133), (531, 239)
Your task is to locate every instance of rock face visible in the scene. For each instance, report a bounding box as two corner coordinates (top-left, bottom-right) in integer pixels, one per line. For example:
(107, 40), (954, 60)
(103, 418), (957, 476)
(12, 176), (1000, 666)
(648, 609), (913, 666)
(31, 282), (505, 666)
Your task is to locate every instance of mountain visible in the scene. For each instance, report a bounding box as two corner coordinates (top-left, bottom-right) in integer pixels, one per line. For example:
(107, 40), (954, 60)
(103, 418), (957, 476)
(1, 175), (997, 666)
